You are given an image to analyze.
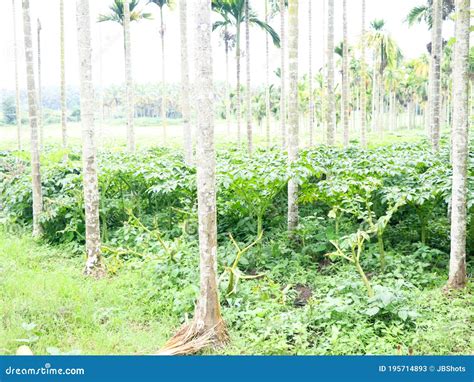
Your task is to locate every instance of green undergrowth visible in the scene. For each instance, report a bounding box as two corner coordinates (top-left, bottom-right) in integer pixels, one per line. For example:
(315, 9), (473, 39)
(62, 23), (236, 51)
(0, 230), (472, 355)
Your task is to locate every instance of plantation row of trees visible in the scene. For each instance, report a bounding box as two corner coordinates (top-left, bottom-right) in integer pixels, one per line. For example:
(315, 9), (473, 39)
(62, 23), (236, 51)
(5, 0), (471, 352)
(7, 1), (469, 147)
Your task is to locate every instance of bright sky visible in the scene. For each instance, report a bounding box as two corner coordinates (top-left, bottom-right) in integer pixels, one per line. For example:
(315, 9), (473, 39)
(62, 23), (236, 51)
(0, 0), (455, 92)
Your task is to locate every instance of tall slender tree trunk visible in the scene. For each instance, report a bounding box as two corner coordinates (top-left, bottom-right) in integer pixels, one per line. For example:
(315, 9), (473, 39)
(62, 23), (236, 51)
(408, 99), (415, 129)
(326, 0), (335, 145)
(265, 0), (271, 146)
(447, 0), (470, 290)
(160, 0), (228, 354)
(342, 0), (349, 146)
(321, 0), (326, 141)
(378, 77), (384, 138)
(60, 0), (67, 157)
(160, 7), (167, 143)
(287, 0), (299, 232)
(236, 23), (242, 145)
(180, 0), (192, 165)
(225, 27), (231, 136)
(389, 91), (396, 131)
(308, 0), (314, 146)
(429, 0), (443, 152)
(22, 0), (43, 238)
(360, 0), (367, 147)
(124, 0), (135, 152)
(76, 0), (105, 278)
(245, 0), (252, 155)
(37, 18), (43, 150)
(12, 0), (22, 151)
(280, 0), (286, 148)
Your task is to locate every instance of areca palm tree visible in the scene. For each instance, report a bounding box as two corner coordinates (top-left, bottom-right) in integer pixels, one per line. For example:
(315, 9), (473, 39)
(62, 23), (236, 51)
(12, 0), (22, 151)
(287, 0), (298, 232)
(99, 0), (151, 152)
(98, 0), (152, 23)
(212, 0), (280, 150)
(406, 0), (455, 28)
(179, 0), (192, 165)
(60, 0), (67, 158)
(21, 0), (43, 237)
(448, 0), (470, 290)
(342, 0), (349, 146)
(147, 0), (173, 142)
(326, 0), (335, 145)
(77, 0), (105, 277)
(360, 0), (367, 147)
(367, 19), (401, 136)
(407, 1), (448, 151)
(159, 0), (228, 354)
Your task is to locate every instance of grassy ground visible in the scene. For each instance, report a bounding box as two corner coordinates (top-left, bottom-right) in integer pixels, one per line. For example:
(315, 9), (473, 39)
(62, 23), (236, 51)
(0, 229), (472, 355)
(0, 117), (432, 152)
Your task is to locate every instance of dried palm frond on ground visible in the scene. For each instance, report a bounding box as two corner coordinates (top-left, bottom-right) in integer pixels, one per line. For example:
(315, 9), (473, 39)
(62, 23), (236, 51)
(157, 319), (228, 355)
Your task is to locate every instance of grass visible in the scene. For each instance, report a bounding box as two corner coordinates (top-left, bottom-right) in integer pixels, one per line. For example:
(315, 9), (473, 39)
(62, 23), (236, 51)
(0, 116), (441, 152)
(0, 228), (472, 356)
(0, 230), (175, 355)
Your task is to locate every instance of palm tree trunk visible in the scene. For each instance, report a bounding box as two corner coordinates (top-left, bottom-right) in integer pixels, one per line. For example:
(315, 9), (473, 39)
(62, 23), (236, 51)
(265, 0), (271, 146)
(12, 0), (22, 151)
(360, 0), (367, 147)
(342, 0), (349, 146)
(280, 0), (286, 148)
(165, 0), (227, 348)
(429, 0), (443, 152)
(60, 0), (67, 157)
(124, 0), (135, 152)
(180, 0), (192, 165)
(308, 0), (314, 147)
(22, 0), (43, 238)
(287, 0), (299, 232)
(236, 23), (242, 145)
(326, 0), (335, 145)
(76, 0), (105, 278)
(160, 7), (167, 143)
(37, 18), (43, 150)
(378, 77), (384, 138)
(321, 0), (326, 142)
(225, 27), (231, 136)
(447, 0), (470, 290)
(245, 0), (252, 155)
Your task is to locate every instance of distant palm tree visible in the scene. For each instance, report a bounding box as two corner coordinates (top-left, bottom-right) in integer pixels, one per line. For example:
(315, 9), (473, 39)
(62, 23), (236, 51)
(287, 0), (299, 232)
(360, 0), (367, 147)
(179, 0), (192, 165)
(99, 0), (151, 151)
(12, 0), (22, 151)
(212, 0), (280, 149)
(341, 0), (349, 146)
(368, 19), (401, 137)
(326, 0), (335, 145)
(147, 0), (173, 143)
(37, 18), (43, 149)
(406, 1), (449, 151)
(98, 0), (151, 23)
(60, 0), (67, 157)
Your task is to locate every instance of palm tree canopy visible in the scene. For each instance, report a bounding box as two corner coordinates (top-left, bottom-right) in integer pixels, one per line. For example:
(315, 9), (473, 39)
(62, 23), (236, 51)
(212, 0), (280, 48)
(98, 0), (152, 24)
(368, 19), (402, 74)
(147, 0), (174, 10)
(405, 0), (455, 28)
